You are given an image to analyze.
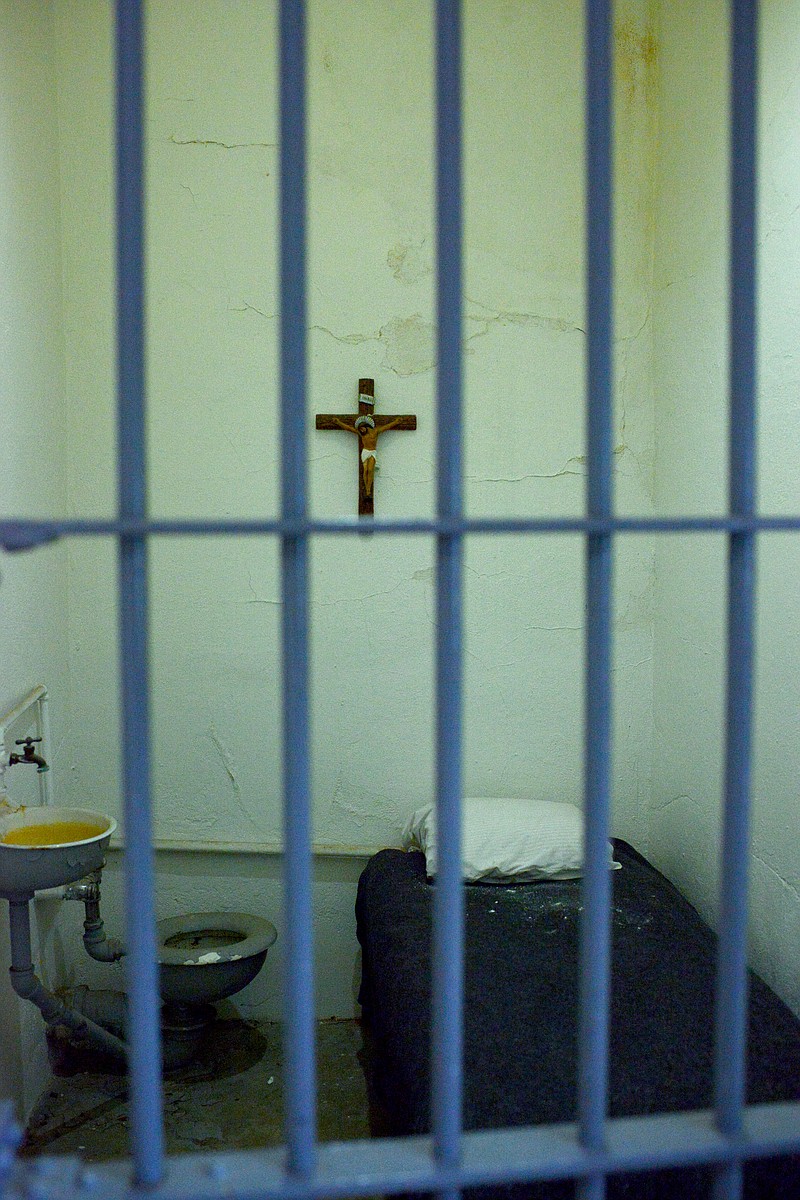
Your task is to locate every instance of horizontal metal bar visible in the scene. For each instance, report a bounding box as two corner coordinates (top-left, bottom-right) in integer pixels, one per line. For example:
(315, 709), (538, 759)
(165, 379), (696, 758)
(11, 1105), (800, 1200)
(105, 838), (377, 859)
(4, 514), (800, 548)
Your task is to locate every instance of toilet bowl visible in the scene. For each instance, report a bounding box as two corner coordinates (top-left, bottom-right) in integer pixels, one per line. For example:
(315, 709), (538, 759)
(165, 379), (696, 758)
(157, 911), (277, 1009)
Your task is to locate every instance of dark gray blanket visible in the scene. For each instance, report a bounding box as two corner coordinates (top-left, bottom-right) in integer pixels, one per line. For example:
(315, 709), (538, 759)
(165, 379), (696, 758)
(356, 840), (800, 1198)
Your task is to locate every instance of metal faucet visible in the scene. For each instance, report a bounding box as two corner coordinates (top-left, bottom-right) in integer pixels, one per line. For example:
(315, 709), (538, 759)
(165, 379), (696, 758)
(8, 737), (49, 773)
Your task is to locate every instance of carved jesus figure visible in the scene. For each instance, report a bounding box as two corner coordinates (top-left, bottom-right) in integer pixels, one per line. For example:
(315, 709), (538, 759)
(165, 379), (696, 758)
(328, 415), (405, 499)
(315, 381), (417, 515)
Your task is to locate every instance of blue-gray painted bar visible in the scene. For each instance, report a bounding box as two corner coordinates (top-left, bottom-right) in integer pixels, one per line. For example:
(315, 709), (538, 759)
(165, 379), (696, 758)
(713, 3), (759, 1199)
(279, 0), (317, 1179)
(0, 1100), (20, 1189)
(432, 1), (465, 1192)
(7, 1105), (800, 1200)
(114, 1), (164, 1185)
(6, 513), (800, 548)
(577, 2), (614, 1198)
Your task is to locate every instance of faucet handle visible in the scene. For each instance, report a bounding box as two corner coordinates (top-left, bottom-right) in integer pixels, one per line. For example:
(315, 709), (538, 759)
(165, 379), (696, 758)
(14, 737), (42, 746)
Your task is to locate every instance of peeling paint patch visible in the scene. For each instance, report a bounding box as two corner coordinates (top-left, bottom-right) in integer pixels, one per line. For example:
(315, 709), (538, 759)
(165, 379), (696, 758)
(387, 241), (432, 285)
(412, 567), (434, 584)
(331, 776), (397, 830)
(379, 314), (435, 376)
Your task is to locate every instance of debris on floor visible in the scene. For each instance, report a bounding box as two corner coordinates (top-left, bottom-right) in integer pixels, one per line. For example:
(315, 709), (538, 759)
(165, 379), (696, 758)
(22, 1018), (375, 1160)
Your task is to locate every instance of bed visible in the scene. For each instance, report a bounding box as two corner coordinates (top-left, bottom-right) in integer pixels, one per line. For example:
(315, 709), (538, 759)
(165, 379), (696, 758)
(356, 838), (800, 1198)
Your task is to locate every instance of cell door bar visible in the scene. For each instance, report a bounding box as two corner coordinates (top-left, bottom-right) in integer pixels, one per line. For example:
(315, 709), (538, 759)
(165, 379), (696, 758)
(713, 2), (759, 1199)
(279, 0), (318, 1180)
(432, 0), (465, 1193)
(576, 1), (615, 1198)
(114, 0), (165, 1186)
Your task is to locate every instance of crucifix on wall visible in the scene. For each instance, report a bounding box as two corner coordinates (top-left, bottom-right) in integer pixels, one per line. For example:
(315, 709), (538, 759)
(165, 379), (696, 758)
(315, 378), (417, 516)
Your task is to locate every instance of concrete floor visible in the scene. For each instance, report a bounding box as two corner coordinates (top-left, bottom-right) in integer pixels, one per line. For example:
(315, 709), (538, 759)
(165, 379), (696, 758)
(22, 1018), (379, 1161)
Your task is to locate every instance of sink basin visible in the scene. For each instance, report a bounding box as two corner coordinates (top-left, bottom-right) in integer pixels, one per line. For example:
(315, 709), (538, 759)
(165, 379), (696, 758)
(0, 806), (116, 898)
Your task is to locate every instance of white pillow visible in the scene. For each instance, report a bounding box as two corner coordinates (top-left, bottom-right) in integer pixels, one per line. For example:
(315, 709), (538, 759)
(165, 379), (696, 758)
(401, 797), (620, 883)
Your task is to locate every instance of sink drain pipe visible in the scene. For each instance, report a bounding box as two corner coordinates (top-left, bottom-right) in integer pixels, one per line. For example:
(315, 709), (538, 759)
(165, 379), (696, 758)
(65, 875), (126, 963)
(7, 897), (127, 1062)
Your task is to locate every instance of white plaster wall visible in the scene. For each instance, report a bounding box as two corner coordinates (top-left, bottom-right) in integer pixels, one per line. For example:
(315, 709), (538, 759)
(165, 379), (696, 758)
(0, 1), (70, 1115)
(49, 1), (656, 1020)
(651, 0), (800, 1016)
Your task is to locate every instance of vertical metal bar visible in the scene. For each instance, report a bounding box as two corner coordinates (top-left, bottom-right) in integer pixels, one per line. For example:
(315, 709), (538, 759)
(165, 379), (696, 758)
(0, 1100), (20, 1190)
(279, 0), (317, 1180)
(432, 2), (464, 1196)
(114, 0), (164, 1186)
(713, 3), (758, 1198)
(577, 2), (614, 1198)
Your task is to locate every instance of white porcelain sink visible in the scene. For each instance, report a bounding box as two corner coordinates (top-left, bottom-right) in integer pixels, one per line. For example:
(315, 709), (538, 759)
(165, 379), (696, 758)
(0, 806), (116, 898)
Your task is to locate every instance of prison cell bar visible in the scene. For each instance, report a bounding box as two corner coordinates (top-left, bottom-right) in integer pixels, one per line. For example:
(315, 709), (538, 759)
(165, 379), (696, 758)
(576, 0), (615, 1197)
(113, 0), (165, 1185)
(114, 0), (165, 1187)
(432, 2), (465, 1197)
(8, 514), (800, 547)
(713, 2), (759, 1199)
(9, 1105), (800, 1200)
(279, 0), (318, 1180)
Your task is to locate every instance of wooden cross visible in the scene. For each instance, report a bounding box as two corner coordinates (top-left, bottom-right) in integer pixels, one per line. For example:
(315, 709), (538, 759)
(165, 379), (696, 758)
(315, 378), (417, 516)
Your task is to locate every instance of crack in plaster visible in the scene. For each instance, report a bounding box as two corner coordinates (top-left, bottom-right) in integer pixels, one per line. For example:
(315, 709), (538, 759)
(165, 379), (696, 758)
(616, 304), (651, 453)
(311, 317), (435, 376)
(613, 656), (653, 673)
(208, 724), (241, 796)
(467, 445), (626, 485)
(229, 302), (274, 320)
(312, 295), (588, 378)
(469, 455), (586, 482)
(168, 136), (276, 150)
(357, 598), (377, 657)
(221, 429), (245, 470)
(310, 325), (374, 346)
(465, 302), (586, 346)
(651, 791), (698, 813)
(753, 853), (800, 905)
(760, 201), (800, 247)
(206, 726), (263, 837)
(245, 571), (279, 607)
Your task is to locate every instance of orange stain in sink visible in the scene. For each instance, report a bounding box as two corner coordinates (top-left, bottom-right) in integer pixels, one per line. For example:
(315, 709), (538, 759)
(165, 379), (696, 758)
(1, 821), (106, 847)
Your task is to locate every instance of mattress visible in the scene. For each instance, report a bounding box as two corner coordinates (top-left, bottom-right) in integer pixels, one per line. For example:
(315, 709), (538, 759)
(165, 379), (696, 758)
(356, 840), (800, 1198)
